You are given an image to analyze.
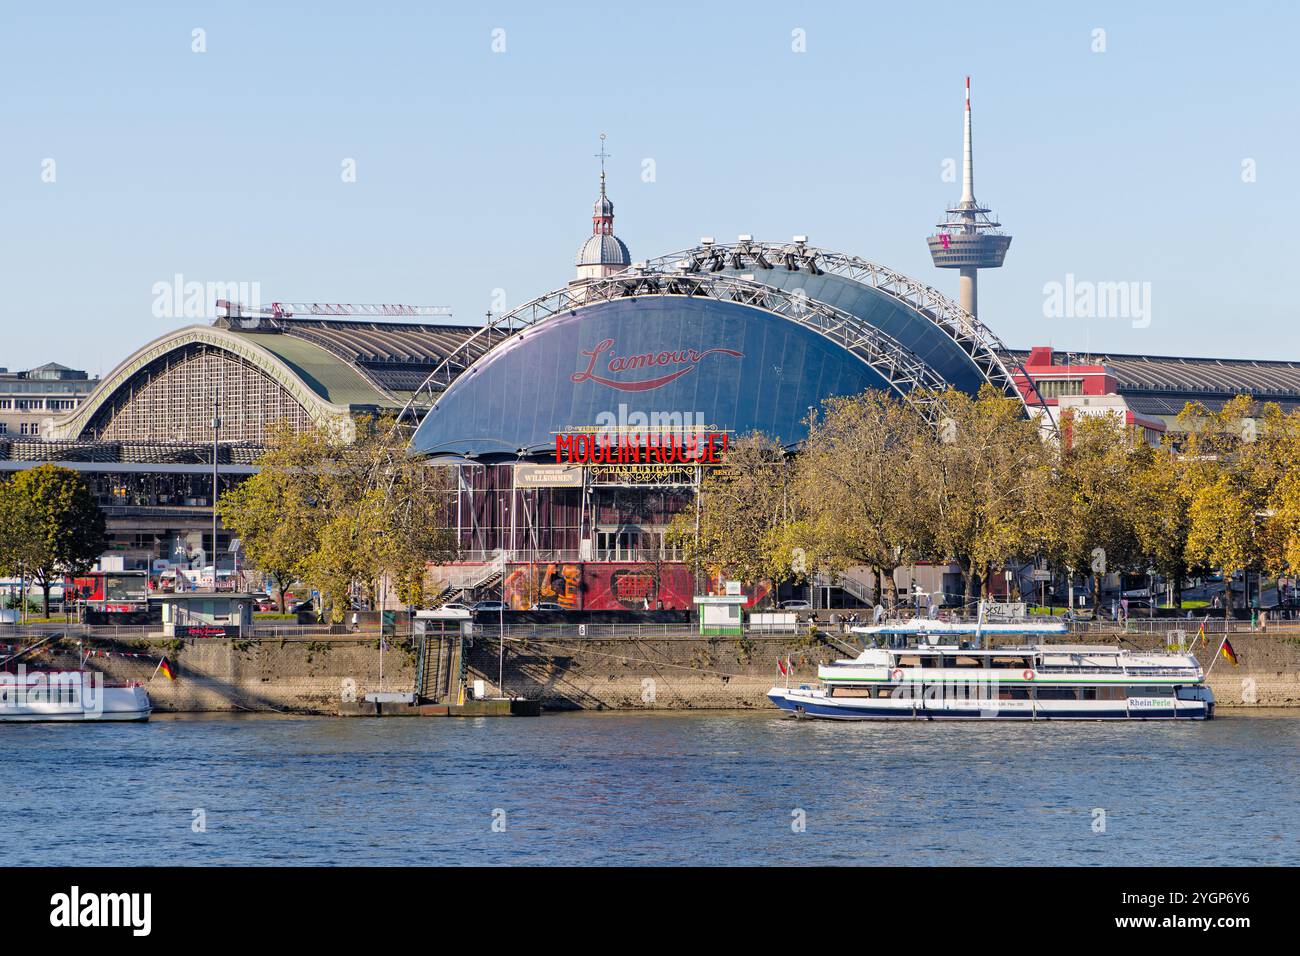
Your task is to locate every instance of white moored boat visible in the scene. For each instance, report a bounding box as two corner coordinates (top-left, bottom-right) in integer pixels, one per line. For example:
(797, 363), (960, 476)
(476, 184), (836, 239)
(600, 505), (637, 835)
(768, 617), (1214, 721)
(0, 670), (152, 722)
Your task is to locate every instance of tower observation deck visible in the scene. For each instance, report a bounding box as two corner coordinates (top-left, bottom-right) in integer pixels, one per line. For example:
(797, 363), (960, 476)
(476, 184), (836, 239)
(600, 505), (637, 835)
(926, 77), (1011, 318)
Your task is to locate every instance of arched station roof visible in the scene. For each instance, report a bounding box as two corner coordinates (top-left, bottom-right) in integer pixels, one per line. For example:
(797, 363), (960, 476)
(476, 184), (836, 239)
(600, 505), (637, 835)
(47, 318), (491, 444)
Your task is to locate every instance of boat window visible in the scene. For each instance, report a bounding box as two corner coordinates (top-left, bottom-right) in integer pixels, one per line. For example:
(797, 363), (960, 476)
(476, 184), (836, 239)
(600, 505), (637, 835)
(831, 686), (873, 698)
(1129, 685), (1175, 697)
(1080, 686), (1129, 701)
(997, 687), (1031, 700)
(1034, 687), (1079, 700)
(991, 656), (1030, 669)
(941, 655), (983, 668)
(897, 656), (921, 667)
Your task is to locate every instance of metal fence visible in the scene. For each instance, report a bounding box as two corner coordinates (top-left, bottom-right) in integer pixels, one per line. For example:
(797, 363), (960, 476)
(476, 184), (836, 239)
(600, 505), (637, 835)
(2, 614), (1293, 649)
(0, 622), (410, 644)
(468, 622), (703, 640)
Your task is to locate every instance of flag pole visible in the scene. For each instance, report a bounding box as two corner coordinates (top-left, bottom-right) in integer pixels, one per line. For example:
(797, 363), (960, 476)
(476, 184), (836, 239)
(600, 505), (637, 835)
(1203, 633), (1230, 681)
(148, 657), (164, 681)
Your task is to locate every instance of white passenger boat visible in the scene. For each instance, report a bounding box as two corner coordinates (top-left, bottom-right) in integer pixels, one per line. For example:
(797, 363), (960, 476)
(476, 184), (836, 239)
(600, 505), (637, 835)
(0, 670), (152, 722)
(768, 617), (1214, 721)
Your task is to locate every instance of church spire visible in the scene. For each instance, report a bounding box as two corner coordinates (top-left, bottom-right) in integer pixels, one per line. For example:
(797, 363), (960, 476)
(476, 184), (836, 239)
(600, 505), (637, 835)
(575, 132), (631, 281)
(592, 132), (614, 236)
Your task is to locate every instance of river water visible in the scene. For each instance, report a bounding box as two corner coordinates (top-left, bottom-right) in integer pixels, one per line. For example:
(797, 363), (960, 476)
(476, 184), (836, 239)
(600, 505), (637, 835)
(3, 712), (1297, 866)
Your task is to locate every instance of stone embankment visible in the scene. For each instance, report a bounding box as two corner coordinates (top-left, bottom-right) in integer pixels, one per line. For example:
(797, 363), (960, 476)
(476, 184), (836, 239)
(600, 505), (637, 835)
(64, 627), (1300, 713)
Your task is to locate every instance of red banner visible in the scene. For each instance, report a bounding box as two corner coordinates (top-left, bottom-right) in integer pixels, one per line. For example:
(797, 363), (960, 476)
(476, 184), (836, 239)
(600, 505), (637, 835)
(582, 563), (694, 611)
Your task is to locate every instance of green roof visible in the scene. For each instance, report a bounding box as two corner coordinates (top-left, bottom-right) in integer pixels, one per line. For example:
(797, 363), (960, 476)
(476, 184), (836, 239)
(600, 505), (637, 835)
(232, 331), (397, 409)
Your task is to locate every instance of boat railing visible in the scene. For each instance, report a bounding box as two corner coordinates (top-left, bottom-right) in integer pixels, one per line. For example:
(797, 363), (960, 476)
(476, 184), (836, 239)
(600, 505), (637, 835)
(0, 668), (142, 689)
(1037, 664), (1197, 677)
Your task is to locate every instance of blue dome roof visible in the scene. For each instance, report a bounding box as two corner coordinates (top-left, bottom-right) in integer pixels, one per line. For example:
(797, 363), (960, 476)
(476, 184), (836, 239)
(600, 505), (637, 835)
(576, 233), (631, 267)
(410, 295), (897, 460)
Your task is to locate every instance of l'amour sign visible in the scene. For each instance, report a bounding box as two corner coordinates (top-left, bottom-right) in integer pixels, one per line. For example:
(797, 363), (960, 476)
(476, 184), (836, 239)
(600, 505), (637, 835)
(571, 337), (744, 392)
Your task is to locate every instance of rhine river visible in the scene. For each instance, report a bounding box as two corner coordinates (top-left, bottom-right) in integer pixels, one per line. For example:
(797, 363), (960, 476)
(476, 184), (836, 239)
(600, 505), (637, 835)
(3, 712), (1297, 866)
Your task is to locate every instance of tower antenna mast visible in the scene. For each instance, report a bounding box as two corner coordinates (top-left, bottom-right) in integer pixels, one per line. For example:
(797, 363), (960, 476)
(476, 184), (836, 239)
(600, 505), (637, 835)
(926, 77), (1012, 319)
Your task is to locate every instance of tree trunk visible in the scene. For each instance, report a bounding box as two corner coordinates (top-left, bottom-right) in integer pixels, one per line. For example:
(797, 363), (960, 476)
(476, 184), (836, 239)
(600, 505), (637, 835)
(41, 580), (51, 618)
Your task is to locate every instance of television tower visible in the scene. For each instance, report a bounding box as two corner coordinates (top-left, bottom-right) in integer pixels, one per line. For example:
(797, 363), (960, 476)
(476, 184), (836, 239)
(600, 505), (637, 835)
(927, 77), (1011, 319)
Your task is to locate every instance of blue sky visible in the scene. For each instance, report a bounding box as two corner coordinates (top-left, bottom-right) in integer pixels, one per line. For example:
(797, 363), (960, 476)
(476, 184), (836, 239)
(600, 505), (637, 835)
(2, 1), (1296, 375)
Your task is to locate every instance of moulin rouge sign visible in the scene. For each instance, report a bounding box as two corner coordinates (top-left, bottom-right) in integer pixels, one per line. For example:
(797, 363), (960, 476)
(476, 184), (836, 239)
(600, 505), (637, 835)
(555, 430), (729, 466)
(556, 337), (742, 466)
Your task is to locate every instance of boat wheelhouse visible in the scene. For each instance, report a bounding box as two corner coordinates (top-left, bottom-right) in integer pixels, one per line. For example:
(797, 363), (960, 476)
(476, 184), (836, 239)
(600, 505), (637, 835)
(768, 618), (1213, 721)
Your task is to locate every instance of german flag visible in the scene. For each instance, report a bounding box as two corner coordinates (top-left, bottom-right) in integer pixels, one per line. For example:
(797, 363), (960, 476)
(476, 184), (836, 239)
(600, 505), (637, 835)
(158, 657), (176, 680)
(1220, 638), (1239, 667)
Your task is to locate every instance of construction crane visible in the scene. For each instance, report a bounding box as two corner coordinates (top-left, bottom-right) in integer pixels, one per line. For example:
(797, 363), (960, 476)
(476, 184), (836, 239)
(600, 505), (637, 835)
(215, 299), (452, 320)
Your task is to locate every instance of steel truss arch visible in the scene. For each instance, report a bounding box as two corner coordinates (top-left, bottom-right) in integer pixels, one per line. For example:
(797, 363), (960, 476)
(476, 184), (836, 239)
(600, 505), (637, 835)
(643, 239), (1056, 432)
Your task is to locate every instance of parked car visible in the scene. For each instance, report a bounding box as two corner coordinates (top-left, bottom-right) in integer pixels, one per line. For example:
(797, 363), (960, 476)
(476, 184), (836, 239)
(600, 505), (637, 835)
(254, 599), (277, 612)
(438, 602), (473, 613)
(530, 602), (564, 611)
(472, 600), (510, 614)
(778, 599), (812, 610)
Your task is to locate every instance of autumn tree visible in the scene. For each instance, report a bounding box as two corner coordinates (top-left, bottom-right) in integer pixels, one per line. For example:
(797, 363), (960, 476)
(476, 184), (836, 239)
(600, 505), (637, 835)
(0, 464), (107, 616)
(305, 418), (460, 614)
(1179, 397), (1268, 619)
(218, 422), (337, 610)
(786, 391), (934, 607)
(1243, 403), (1300, 586)
(1047, 411), (1146, 615)
(1129, 441), (1193, 609)
(921, 385), (1053, 606)
(219, 417), (459, 620)
(666, 433), (796, 590)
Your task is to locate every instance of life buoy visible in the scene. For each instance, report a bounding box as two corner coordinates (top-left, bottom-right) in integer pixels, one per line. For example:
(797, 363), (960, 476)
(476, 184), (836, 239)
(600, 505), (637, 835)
(1022, 669), (1035, 681)
(891, 668), (904, 682)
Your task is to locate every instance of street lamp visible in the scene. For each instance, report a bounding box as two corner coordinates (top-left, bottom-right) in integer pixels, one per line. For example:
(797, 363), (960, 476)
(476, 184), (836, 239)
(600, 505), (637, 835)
(229, 537), (242, 592)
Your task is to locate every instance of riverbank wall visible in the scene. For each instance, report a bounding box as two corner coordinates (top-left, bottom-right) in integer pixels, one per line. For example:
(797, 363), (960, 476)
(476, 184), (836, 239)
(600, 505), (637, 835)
(86, 636), (417, 714)
(70, 629), (1300, 713)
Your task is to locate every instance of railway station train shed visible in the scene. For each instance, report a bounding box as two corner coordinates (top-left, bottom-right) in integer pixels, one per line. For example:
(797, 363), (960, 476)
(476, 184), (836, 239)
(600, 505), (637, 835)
(20, 308), (503, 570)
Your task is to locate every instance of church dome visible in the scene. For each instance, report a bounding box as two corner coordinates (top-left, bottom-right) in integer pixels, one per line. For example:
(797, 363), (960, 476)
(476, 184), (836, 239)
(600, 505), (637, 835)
(576, 232), (631, 268)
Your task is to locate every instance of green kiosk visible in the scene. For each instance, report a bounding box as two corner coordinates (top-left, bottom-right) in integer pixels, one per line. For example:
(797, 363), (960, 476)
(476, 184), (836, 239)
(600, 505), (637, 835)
(693, 582), (747, 636)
